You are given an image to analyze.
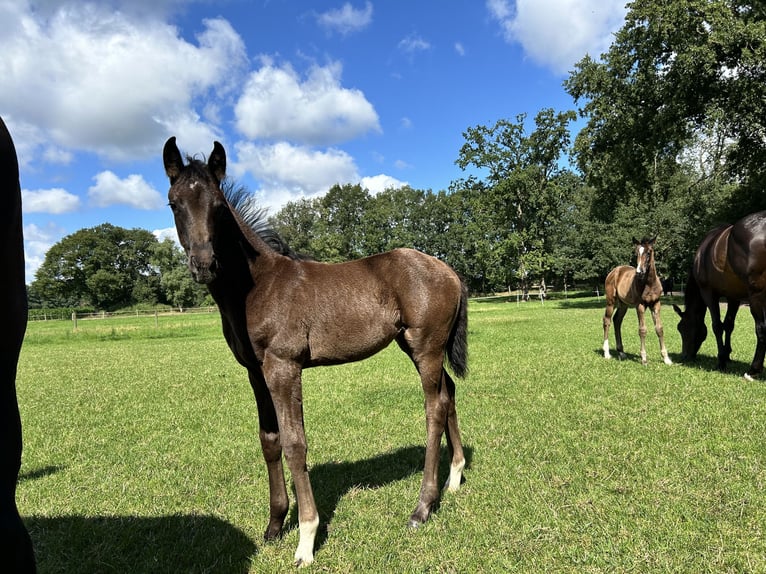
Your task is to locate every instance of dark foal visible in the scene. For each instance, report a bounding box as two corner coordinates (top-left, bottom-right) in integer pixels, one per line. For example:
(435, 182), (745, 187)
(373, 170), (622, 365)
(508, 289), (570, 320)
(163, 138), (468, 566)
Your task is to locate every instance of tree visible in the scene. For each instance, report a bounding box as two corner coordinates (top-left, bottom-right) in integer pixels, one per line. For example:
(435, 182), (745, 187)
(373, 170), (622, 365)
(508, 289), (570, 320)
(32, 224), (160, 310)
(150, 238), (208, 310)
(453, 109), (577, 294)
(314, 184), (371, 261)
(565, 0), (766, 206)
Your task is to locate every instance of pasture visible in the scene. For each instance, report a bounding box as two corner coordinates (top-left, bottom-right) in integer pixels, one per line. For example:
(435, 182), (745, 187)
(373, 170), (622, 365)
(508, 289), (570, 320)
(15, 296), (766, 572)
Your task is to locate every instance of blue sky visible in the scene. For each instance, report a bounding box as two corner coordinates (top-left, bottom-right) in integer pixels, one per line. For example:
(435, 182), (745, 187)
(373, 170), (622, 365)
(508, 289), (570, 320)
(1, 0), (628, 283)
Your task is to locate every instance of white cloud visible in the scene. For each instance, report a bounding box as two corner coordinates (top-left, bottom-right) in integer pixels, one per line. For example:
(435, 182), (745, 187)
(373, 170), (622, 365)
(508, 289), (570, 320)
(23, 222), (65, 284)
(22, 188), (81, 214)
(487, 0), (627, 75)
(361, 174), (408, 195)
(88, 171), (165, 210)
(234, 59), (381, 145)
(317, 2), (373, 35)
(455, 42), (466, 56)
(234, 141), (360, 209)
(153, 226), (180, 245)
(0, 3), (247, 162)
(398, 34), (431, 54)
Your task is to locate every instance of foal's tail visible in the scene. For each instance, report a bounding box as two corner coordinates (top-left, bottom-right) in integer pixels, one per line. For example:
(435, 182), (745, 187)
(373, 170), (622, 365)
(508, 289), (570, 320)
(446, 281), (469, 378)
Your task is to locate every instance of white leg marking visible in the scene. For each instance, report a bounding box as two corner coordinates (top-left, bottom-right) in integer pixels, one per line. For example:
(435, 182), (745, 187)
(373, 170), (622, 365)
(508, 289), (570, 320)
(744, 372), (755, 382)
(603, 340), (611, 359)
(663, 352), (673, 365)
(446, 459), (465, 492)
(294, 515), (319, 568)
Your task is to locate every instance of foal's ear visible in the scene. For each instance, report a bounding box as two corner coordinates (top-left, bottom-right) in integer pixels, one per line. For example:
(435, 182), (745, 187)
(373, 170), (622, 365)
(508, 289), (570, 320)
(163, 136), (184, 183)
(209, 141), (226, 183)
(632, 237), (639, 245)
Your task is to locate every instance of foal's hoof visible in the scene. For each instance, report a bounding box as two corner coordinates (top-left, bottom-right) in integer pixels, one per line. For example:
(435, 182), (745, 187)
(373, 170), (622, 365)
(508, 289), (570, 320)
(407, 517), (424, 529)
(263, 523), (283, 542)
(407, 505), (432, 528)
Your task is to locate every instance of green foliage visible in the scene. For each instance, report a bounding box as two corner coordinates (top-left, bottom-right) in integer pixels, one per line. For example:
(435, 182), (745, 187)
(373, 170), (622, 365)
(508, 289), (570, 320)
(452, 109), (578, 292)
(31, 228), (206, 311)
(16, 300), (766, 572)
(565, 0), (766, 194)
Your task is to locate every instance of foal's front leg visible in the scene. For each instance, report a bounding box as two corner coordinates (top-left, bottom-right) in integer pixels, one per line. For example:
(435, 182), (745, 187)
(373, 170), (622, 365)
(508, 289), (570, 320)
(249, 370), (289, 541)
(649, 302), (673, 365)
(635, 303), (648, 365)
(262, 354), (319, 567)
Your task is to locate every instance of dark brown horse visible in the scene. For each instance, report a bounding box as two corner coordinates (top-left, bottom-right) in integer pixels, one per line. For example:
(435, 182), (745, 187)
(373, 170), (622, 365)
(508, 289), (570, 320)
(673, 211), (766, 380)
(163, 138), (468, 567)
(602, 237), (673, 365)
(0, 117), (36, 571)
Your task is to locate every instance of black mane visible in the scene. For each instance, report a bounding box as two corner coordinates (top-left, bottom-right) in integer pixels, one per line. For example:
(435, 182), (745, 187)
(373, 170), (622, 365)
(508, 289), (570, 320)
(219, 177), (310, 260)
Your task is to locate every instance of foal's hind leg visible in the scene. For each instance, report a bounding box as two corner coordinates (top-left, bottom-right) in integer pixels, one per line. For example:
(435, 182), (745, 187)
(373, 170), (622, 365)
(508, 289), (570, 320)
(442, 370), (465, 493)
(612, 304), (628, 360)
(397, 333), (458, 526)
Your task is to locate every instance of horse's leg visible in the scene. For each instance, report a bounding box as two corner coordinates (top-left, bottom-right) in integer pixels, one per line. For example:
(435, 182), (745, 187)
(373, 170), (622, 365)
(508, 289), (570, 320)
(261, 355), (318, 567)
(602, 290), (615, 359)
(397, 333), (451, 526)
(612, 304), (628, 360)
(635, 303), (648, 365)
(248, 369), (289, 542)
(721, 300), (740, 368)
(410, 355), (450, 526)
(649, 302), (673, 365)
(745, 300), (766, 380)
(442, 370), (465, 493)
(708, 300), (729, 370)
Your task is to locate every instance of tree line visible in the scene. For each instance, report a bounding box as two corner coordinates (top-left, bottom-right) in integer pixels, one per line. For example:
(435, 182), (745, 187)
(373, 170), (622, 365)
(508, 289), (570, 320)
(29, 0), (765, 309)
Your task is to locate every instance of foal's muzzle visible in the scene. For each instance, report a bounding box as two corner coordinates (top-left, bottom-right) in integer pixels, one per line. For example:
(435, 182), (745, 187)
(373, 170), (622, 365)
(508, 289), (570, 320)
(189, 253), (218, 284)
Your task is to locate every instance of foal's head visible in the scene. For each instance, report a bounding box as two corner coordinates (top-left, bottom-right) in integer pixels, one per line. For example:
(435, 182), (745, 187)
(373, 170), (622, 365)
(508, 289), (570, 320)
(163, 137), (228, 284)
(633, 236), (656, 279)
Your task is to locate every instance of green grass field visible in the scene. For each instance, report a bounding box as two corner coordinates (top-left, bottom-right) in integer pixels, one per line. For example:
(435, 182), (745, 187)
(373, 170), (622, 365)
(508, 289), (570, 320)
(15, 296), (766, 573)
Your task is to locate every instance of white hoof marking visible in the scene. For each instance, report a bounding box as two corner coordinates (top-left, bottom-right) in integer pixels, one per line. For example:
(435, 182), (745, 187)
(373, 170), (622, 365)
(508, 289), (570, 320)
(446, 459), (465, 492)
(294, 515), (319, 568)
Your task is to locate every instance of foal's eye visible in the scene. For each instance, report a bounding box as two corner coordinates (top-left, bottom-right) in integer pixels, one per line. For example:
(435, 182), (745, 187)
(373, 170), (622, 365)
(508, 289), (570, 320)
(168, 201), (177, 212)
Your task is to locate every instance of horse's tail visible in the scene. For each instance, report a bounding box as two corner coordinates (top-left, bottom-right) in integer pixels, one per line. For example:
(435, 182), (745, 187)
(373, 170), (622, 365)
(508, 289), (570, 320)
(446, 281), (469, 378)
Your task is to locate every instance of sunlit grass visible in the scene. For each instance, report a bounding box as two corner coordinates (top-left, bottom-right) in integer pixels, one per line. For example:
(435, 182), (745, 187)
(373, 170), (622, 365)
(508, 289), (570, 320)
(15, 297), (766, 572)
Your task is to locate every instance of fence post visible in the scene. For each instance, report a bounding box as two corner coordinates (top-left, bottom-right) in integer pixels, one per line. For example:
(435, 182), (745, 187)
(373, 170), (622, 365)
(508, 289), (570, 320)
(155, 309), (159, 328)
(72, 312), (77, 330)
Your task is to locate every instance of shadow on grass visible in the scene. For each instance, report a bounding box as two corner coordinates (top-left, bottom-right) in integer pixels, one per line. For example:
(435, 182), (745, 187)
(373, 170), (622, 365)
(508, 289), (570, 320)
(676, 355), (754, 378)
(19, 465), (65, 482)
(595, 346), (757, 378)
(288, 444), (474, 555)
(25, 514), (257, 573)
